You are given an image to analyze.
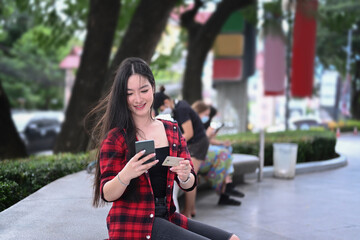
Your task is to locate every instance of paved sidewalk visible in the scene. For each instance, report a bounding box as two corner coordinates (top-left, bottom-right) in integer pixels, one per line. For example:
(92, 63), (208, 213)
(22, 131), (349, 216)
(194, 134), (359, 239)
(0, 134), (359, 239)
(0, 169), (110, 240)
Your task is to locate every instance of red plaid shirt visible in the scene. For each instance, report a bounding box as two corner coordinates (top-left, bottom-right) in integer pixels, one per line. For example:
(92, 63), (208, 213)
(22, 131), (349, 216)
(99, 119), (196, 240)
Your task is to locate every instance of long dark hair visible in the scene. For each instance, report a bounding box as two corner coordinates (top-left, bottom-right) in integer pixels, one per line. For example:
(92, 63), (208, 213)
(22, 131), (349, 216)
(87, 57), (155, 207)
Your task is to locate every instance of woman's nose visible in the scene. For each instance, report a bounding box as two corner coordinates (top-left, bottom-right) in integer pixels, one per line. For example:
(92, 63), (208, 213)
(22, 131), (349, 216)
(134, 92), (142, 102)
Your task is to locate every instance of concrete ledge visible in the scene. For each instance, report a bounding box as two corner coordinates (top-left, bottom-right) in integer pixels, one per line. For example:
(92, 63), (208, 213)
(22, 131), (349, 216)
(244, 153), (348, 180)
(232, 154), (259, 174)
(232, 154), (259, 184)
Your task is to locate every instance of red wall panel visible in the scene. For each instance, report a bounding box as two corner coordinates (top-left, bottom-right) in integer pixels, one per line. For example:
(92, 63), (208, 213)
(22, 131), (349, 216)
(291, 0), (318, 97)
(213, 59), (243, 81)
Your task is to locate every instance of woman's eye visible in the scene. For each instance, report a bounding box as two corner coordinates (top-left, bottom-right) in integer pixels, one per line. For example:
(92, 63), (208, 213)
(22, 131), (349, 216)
(127, 92), (133, 96)
(141, 89), (149, 93)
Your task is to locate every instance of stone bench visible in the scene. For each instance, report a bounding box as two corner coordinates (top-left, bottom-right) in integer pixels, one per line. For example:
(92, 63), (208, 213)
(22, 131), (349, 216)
(231, 153), (260, 183)
(174, 153), (260, 210)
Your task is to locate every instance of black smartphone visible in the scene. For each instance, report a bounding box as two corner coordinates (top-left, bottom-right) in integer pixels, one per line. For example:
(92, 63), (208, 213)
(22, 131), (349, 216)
(135, 140), (156, 164)
(214, 123), (225, 134)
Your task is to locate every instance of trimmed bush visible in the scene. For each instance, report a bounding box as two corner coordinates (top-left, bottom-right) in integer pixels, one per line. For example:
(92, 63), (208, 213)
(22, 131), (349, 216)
(0, 180), (22, 211)
(218, 130), (337, 166)
(327, 120), (360, 132)
(0, 153), (90, 212)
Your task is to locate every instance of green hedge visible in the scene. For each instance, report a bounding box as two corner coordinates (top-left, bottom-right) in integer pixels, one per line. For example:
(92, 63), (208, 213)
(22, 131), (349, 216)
(0, 153), (90, 212)
(218, 130), (338, 166)
(328, 120), (360, 132)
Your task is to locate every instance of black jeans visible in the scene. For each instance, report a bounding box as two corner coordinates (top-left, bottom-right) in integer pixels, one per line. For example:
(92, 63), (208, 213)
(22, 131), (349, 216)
(151, 217), (233, 240)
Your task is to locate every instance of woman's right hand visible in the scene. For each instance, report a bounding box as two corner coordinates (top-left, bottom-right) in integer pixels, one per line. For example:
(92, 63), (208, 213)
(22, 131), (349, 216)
(206, 127), (217, 139)
(121, 150), (158, 182)
(103, 151), (158, 202)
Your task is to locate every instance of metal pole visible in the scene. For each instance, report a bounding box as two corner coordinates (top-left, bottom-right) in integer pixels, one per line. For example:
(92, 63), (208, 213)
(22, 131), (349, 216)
(342, 29), (353, 117)
(285, 4), (294, 131)
(258, 129), (265, 182)
(345, 28), (353, 99)
(346, 29), (353, 75)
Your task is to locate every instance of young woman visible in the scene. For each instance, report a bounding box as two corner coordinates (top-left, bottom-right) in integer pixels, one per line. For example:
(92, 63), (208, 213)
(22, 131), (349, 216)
(192, 101), (244, 206)
(89, 57), (240, 240)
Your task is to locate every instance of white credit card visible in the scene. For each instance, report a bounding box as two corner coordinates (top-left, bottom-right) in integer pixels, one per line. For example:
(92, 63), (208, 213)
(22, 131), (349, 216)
(162, 156), (183, 167)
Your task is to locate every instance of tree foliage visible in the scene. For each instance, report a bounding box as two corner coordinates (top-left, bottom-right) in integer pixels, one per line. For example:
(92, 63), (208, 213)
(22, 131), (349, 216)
(0, 0), (86, 109)
(0, 26), (67, 109)
(54, 0), (180, 153)
(317, 0), (360, 118)
(0, 0), (88, 158)
(317, 0), (360, 75)
(180, 0), (256, 104)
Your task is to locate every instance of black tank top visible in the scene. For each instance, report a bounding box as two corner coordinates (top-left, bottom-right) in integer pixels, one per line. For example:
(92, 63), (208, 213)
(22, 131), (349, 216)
(149, 146), (169, 198)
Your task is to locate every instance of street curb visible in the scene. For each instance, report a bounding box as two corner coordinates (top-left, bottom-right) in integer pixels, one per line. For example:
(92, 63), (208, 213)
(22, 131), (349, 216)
(244, 153), (348, 180)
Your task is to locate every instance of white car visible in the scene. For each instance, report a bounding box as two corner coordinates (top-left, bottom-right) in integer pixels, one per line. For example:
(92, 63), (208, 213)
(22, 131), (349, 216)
(266, 116), (325, 132)
(289, 116), (324, 130)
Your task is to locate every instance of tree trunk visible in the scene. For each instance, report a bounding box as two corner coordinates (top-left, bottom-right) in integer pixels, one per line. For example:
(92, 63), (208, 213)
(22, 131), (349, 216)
(55, 0), (178, 153)
(54, 0), (121, 153)
(182, 44), (208, 104)
(0, 80), (27, 159)
(181, 0), (255, 104)
(216, 81), (248, 132)
(102, 0), (179, 93)
(351, 59), (360, 119)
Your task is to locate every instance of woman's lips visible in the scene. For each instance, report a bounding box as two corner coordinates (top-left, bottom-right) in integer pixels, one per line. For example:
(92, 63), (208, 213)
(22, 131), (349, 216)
(134, 103), (146, 110)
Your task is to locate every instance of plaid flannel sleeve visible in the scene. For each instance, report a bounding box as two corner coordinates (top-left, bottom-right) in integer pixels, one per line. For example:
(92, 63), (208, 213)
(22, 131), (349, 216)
(99, 129), (126, 201)
(175, 124), (197, 191)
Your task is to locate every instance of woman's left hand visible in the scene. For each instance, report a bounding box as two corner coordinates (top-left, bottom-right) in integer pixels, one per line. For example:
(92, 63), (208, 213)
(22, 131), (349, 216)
(170, 159), (191, 182)
(223, 140), (231, 147)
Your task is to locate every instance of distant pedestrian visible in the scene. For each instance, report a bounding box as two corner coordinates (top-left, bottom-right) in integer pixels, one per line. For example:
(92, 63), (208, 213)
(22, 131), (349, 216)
(88, 57), (240, 240)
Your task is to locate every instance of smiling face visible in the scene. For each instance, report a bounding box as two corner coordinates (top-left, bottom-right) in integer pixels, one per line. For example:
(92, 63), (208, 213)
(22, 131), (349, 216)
(126, 74), (154, 119)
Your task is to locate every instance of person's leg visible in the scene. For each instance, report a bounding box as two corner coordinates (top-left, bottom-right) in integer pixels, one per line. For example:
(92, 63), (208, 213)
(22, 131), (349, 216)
(184, 136), (210, 218)
(224, 148), (245, 198)
(182, 157), (201, 218)
(211, 147), (241, 205)
(222, 173), (245, 198)
(198, 145), (241, 206)
(151, 217), (209, 240)
(187, 218), (239, 240)
(206, 146), (232, 194)
(225, 181), (245, 198)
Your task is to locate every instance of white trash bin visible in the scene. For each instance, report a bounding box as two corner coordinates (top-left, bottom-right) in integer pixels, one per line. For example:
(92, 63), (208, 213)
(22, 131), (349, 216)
(273, 143), (298, 179)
